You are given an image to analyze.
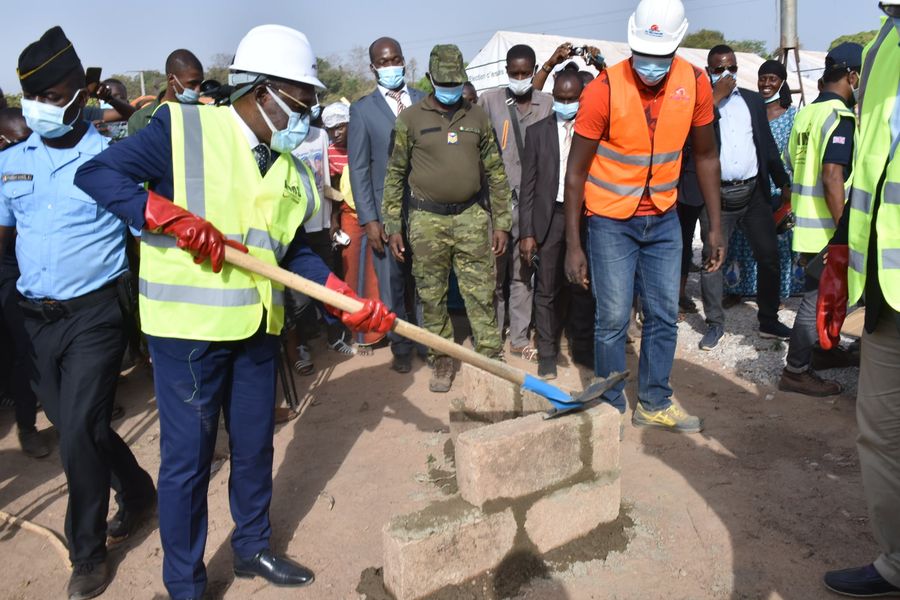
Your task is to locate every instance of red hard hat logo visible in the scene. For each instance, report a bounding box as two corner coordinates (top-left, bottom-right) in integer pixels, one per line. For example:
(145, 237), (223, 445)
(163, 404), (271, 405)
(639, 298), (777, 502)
(650, 24), (660, 32)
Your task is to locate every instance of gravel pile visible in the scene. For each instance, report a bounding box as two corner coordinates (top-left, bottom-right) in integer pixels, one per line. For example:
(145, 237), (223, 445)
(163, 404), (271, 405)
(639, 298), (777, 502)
(671, 237), (859, 397)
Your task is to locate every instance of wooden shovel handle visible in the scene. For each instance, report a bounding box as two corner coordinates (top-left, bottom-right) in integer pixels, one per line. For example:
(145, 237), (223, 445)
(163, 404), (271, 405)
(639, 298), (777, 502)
(224, 246), (527, 386)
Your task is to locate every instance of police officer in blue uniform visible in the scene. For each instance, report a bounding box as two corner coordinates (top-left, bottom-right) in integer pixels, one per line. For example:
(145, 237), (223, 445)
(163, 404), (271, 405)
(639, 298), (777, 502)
(0, 26), (155, 600)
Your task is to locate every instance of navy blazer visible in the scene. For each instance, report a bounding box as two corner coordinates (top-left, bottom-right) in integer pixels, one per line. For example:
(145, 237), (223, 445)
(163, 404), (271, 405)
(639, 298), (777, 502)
(347, 87), (425, 226)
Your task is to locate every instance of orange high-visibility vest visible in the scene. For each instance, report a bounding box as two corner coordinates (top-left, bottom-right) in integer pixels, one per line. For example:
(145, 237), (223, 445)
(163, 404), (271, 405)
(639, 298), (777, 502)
(585, 56), (697, 219)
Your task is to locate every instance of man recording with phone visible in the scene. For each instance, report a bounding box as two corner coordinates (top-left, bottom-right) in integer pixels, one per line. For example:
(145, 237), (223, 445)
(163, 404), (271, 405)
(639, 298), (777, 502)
(533, 41), (604, 91)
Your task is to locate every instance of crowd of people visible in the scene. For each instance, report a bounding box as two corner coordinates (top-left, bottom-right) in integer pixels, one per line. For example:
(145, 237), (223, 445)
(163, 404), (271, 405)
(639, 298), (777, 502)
(0, 0), (899, 598)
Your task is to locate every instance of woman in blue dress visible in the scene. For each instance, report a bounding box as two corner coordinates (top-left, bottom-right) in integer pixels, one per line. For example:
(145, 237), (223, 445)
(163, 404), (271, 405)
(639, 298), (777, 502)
(722, 60), (804, 304)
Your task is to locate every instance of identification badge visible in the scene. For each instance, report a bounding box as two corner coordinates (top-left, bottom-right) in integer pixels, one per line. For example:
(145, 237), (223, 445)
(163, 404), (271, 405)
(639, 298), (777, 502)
(447, 132), (458, 144)
(1, 173), (33, 183)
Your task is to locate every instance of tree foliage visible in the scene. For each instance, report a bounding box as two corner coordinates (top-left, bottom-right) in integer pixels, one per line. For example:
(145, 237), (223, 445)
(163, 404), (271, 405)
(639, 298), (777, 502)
(682, 28), (769, 57)
(829, 29), (879, 50)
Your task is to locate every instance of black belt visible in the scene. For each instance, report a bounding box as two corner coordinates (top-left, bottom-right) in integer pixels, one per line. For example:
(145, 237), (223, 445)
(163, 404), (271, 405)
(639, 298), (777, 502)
(410, 195), (478, 216)
(721, 176), (757, 188)
(20, 282), (119, 322)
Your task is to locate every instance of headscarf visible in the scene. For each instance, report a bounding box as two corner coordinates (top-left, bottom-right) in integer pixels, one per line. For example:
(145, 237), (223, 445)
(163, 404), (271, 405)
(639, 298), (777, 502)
(758, 60), (792, 108)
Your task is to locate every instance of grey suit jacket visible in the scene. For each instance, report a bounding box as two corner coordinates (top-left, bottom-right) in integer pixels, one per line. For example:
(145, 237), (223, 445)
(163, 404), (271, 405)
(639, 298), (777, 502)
(347, 86), (425, 225)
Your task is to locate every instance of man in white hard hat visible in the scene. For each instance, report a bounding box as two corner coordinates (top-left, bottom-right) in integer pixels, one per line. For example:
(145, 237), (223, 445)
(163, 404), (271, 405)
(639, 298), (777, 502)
(563, 0), (725, 433)
(75, 25), (395, 599)
(818, 2), (900, 596)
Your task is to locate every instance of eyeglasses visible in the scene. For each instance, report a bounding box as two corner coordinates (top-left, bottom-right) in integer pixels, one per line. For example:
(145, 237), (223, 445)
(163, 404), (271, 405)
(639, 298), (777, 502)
(709, 65), (739, 75)
(880, 2), (900, 18)
(269, 86), (310, 115)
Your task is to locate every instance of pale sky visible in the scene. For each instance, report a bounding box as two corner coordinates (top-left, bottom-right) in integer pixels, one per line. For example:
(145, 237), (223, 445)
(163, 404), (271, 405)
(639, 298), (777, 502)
(0, 0), (884, 95)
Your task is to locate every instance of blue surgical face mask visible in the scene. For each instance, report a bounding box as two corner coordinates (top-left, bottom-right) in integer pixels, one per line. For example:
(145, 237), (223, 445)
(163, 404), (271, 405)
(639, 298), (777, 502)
(430, 77), (463, 105)
(21, 91), (82, 139)
(376, 65), (405, 90)
(173, 75), (200, 104)
(632, 54), (673, 86)
(257, 86), (311, 154)
(553, 100), (579, 120)
(310, 103), (321, 121)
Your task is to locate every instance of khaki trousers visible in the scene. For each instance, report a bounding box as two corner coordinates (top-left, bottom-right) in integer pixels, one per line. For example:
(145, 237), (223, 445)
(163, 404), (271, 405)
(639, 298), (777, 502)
(858, 307), (900, 587)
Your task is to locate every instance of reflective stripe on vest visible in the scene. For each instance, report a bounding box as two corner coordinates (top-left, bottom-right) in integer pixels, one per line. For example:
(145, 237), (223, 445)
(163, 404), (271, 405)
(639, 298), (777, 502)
(584, 56), (696, 219)
(138, 104), (318, 341)
(846, 19), (900, 310)
(787, 98), (854, 253)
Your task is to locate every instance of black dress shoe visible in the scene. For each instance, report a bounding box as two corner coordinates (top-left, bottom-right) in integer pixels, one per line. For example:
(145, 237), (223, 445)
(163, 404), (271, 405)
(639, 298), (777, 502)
(824, 563), (900, 597)
(391, 353), (413, 373)
(108, 493), (156, 542)
(234, 550), (314, 587)
(68, 560), (109, 600)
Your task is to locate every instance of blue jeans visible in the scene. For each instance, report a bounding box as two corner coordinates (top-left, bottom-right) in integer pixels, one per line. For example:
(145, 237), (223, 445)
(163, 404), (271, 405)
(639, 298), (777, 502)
(587, 210), (681, 413)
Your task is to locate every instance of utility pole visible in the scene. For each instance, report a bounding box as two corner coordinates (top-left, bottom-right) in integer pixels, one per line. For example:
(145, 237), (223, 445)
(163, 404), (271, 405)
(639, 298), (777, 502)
(126, 70), (147, 97)
(778, 0), (806, 106)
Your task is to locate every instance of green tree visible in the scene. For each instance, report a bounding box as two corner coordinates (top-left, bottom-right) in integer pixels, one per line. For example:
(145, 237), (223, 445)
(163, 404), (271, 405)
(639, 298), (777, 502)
(3, 93), (21, 108)
(682, 28), (768, 57)
(829, 29), (879, 50)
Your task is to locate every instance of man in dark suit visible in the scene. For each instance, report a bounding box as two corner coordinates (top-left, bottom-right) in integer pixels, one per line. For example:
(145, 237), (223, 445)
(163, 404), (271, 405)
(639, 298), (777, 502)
(519, 71), (594, 379)
(698, 44), (792, 350)
(348, 37), (425, 372)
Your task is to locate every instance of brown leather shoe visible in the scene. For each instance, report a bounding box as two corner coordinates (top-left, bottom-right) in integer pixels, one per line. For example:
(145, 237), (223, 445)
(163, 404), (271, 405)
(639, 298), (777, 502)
(429, 357), (454, 393)
(778, 368), (843, 397)
(811, 345), (860, 370)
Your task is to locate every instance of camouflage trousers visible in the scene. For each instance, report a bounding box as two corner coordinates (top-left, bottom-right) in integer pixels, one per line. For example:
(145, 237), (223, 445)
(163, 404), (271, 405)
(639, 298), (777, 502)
(408, 204), (501, 358)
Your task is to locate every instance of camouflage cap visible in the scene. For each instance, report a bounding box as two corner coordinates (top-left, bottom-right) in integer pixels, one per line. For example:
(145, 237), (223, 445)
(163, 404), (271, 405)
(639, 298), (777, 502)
(429, 44), (466, 83)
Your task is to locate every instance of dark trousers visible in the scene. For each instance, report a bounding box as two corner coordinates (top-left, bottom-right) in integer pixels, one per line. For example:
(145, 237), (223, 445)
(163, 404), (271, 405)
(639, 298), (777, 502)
(700, 188), (781, 327)
(0, 267), (38, 431)
(148, 331), (279, 600)
(372, 232), (417, 356)
(23, 296), (152, 566)
(676, 202), (704, 280)
(534, 206), (594, 360)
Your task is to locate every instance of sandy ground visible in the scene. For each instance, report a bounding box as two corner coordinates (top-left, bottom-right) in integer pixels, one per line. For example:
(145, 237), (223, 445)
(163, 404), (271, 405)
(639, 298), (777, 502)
(0, 322), (876, 600)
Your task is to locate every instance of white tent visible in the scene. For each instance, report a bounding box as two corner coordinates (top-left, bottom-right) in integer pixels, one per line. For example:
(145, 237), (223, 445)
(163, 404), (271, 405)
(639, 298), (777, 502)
(466, 31), (826, 104)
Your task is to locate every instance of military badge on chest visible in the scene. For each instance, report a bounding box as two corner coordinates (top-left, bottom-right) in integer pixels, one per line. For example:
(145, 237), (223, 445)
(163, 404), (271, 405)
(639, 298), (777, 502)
(447, 132), (458, 145)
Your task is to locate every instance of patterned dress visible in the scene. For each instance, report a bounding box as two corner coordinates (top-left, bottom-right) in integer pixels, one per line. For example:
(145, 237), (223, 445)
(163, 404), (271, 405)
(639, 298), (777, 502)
(722, 106), (804, 298)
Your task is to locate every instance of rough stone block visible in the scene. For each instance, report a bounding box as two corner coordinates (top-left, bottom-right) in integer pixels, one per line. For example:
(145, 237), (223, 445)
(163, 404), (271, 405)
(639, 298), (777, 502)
(456, 412), (584, 506)
(524, 475), (621, 554)
(383, 497), (517, 599)
(459, 363), (546, 422)
(587, 403), (621, 474)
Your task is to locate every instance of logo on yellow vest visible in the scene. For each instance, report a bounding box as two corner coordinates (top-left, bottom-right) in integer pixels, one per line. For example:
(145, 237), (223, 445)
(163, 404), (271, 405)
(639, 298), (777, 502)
(283, 183), (304, 204)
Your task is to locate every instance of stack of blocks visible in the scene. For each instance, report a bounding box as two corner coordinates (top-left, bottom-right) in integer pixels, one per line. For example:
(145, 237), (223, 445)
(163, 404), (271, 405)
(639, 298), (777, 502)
(383, 365), (622, 599)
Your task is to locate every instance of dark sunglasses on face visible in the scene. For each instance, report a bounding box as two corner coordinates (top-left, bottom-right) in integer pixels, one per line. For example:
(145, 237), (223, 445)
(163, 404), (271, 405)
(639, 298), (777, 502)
(881, 2), (900, 18)
(709, 65), (739, 75)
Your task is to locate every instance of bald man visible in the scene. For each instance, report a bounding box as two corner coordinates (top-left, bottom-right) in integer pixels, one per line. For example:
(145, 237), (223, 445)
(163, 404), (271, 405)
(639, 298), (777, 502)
(127, 49), (204, 135)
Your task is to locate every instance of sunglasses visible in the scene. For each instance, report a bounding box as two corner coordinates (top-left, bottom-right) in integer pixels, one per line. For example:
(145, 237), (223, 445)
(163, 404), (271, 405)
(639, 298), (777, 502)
(709, 65), (739, 75)
(880, 2), (900, 18)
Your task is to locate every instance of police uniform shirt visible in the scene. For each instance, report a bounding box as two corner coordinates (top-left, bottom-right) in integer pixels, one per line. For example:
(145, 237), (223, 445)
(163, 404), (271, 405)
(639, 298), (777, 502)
(812, 92), (855, 180)
(0, 124), (128, 300)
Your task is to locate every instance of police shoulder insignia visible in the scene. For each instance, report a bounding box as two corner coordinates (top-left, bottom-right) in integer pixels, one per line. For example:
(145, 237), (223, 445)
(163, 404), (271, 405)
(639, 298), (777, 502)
(447, 131), (459, 144)
(1, 173), (33, 183)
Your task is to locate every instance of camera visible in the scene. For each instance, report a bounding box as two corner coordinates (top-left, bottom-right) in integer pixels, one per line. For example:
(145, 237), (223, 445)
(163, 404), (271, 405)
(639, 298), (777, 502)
(570, 46), (588, 57)
(200, 80), (234, 106)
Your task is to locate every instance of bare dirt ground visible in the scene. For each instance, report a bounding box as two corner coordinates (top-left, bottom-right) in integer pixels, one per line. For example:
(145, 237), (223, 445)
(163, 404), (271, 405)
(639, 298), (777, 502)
(0, 325), (876, 600)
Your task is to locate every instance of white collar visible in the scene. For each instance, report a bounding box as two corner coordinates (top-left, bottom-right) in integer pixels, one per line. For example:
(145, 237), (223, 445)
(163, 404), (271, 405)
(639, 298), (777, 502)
(230, 105), (262, 148)
(378, 83), (409, 97)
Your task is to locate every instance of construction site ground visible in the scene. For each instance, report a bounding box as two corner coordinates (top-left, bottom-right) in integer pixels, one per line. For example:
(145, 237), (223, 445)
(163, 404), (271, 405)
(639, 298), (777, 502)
(0, 309), (873, 600)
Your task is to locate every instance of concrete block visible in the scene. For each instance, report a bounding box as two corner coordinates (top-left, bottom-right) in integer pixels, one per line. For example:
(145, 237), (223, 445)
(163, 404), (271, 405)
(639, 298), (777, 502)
(459, 363), (545, 422)
(524, 475), (621, 554)
(456, 412), (584, 507)
(383, 497), (517, 599)
(587, 403), (621, 475)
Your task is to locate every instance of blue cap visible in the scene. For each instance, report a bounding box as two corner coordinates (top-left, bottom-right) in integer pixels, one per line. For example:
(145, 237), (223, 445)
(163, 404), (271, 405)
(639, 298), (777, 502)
(826, 42), (863, 73)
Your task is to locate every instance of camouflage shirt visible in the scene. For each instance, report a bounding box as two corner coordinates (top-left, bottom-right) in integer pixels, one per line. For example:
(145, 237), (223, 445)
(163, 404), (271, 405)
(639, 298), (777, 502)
(382, 95), (512, 236)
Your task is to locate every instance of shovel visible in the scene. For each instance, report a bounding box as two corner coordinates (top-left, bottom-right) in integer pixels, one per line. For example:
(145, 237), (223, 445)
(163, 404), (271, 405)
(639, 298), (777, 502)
(223, 246), (628, 416)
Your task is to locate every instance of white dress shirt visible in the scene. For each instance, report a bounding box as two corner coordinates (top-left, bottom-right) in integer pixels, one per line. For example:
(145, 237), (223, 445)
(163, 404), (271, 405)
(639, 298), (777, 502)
(378, 84), (412, 117)
(718, 89), (759, 182)
(556, 117), (574, 203)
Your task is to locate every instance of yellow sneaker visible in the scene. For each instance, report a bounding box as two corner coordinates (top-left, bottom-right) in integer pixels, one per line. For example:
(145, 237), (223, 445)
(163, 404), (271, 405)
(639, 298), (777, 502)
(632, 403), (703, 433)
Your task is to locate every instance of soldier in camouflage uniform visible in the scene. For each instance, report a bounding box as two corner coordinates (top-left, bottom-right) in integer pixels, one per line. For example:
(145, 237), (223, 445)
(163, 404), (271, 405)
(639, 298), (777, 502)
(384, 44), (512, 392)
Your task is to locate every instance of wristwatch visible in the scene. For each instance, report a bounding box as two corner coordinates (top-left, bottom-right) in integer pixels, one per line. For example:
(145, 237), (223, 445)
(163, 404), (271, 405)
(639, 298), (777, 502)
(541, 63), (553, 73)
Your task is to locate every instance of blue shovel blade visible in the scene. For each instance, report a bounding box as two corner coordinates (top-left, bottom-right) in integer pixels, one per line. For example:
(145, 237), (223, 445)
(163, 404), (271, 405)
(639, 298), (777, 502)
(521, 374), (583, 411)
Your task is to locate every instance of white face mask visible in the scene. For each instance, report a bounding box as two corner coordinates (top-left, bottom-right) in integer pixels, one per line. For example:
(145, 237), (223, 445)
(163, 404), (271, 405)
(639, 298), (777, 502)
(21, 91), (82, 139)
(508, 76), (533, 96)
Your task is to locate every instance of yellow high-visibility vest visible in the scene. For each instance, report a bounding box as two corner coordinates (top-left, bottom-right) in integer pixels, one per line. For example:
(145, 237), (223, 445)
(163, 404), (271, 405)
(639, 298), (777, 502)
(139, 103), (320, 341)
(786, 98), (855, 253)
(846, 18), (900, 310)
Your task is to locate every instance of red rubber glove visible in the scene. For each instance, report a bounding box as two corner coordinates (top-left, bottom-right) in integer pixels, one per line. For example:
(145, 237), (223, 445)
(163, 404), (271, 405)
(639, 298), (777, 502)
(817, 244), (849, 350)
(324, 274), (396, 334)
(144, 191), (248, 273)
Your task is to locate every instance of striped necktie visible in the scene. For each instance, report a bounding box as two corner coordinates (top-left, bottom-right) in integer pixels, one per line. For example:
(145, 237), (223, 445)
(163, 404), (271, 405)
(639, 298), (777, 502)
(386, 89), (406, 113)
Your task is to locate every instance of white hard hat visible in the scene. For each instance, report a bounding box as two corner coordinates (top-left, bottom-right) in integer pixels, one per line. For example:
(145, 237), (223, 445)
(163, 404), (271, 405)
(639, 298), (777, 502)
(627, 0), (689, 56)
(229, 24), (325, 90)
